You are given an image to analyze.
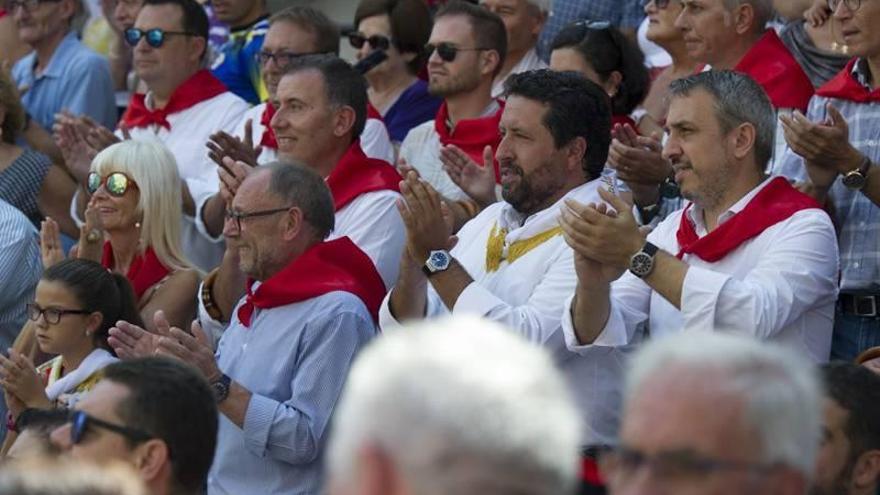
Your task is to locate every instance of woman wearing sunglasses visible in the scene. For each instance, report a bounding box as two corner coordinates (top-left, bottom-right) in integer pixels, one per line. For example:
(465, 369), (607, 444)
(0, 258), (143, 452)
(40, 140), (200, 333)
(352, 0), (441, 144)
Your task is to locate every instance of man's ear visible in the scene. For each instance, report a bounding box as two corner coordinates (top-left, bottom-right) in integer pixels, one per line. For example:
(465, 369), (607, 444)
(731, 2), (756, 36)
(281, 206), (304, 242)
(853, 449), (880, 490)
(565, 136), (588, 173)
(189, 36), (207, 65)
(332, 105), (357, 139)
(133, 439), (171, 486)
(730, 122), (756, 161)
(479, 49), (501, 78)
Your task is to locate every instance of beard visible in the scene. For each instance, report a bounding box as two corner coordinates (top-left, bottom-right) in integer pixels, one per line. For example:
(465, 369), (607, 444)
(808, 454), (857, 495)
(501, 157), (567, 216)
(428, 66), (482, 97)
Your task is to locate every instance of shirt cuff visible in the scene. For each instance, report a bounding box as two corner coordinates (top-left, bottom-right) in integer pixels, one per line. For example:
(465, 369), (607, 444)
(451, 282), (505, 315)
(680, 265), (730, 329)
(193, 193), (224, 242)
(377, 290), (402, 330)
(243, 393), (279, 458)
(563, 293), (631, 353)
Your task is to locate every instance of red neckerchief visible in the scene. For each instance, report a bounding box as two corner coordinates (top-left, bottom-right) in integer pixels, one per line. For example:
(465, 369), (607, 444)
(676, 177), (822, 262)
(580, 456), (603, 486)
(259, 102), (277, 149)
(433, 100), (504, 182)
(327, 140), (401, 211)
(816, 58), (880, 103)
(367, 102), (383, 121)
(101, 242), (172, 300)
(120, 70), (228, 130)
(236, 237), (386, 327)
(733, 30), (814, 111)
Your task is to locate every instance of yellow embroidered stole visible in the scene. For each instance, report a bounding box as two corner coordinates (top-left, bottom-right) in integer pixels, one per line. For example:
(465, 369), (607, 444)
(485, 221), (562, 272)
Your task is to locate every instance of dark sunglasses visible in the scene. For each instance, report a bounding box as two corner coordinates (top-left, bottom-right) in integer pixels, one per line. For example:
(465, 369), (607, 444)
(123, 27), (197, 48)
(26, 303), (90, 325)
(68, 410), (153, 445)
(348, 32), (392, 51)
(424, 42), (489, 63)
(87, 172), (138, 197)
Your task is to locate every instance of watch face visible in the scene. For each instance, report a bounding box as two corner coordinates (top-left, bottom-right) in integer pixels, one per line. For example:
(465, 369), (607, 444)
(430, 252), (448, 266)
(630, 253), (654, 277)
(427, 250), (451, 272)
(843, 172), (866, 190)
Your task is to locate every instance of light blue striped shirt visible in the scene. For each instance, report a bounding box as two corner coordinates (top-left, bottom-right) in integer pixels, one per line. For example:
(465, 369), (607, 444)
(207, 289), (376, 495)
(12, 32), (116, 131)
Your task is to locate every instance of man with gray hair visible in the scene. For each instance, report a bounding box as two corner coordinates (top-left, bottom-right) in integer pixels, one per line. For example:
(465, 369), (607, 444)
(480, 0), (548, 98)
(602, 331), (822, 494)
(560, 70), (839, 361)
(326, 315), (582, 495)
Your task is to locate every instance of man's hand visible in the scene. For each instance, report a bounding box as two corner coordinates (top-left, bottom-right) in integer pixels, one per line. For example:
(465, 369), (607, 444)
(207, 121), (261, 171)
(397, 171), (457, 263)
(219, 158), (254, 203)
(780, 104), (864, 175)
(608, 124), (671, 185)
(441, 144), (497, 207)
(107, 311), (176, 358)
(81, 115), (123, 152)
(157, 320), (222, 383)
(53, 112), (98, 183)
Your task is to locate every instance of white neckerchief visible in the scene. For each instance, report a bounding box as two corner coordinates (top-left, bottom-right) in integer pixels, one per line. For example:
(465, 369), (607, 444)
(44, 348), (117, 401)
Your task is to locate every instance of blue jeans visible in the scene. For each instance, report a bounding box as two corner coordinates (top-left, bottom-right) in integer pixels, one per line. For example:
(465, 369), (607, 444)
(831, 308), (880, 361)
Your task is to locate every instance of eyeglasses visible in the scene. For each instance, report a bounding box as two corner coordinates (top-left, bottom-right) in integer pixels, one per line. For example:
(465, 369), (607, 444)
(123, 27), (197, 48)
(68, 410), (153, 445)
(224, 206), (292, 231)
(26, 303), (90, 325)
(643, 0), (672, 8)
(3, 0), (60, 12)
(600, 446), (775, 483)
(424, 42), (490, 63)
(348, 32), (392, 51)
(256, 50), (313, 67)
(827, 0), (860, 10)
(87, 172), (138, 197)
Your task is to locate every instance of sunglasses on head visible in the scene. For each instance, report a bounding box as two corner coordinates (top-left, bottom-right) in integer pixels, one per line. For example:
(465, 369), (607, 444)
(424, 42), (489, 63)
(68, 410), (153, 445)
(87, 172), (138, 197)
(348, 32), (392, 51)
(123, 27), (197, 48)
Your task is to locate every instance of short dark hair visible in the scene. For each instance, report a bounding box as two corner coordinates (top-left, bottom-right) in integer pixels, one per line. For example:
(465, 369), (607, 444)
(551, 22), (650, 116)
(354, 0), (433, 74)
(143, 0), (209, 57)
(282, 54), (368, 142)
(42, 259), (144, 352)
(668, 71), (775, 170)
(103, 357), (218, 494)
(265, 162), (336, 239)
(269, 6), (340, 56)
(821, 362), (880, 457)
(435, 0), (507, 76)
(503, 69), (612, 180)
(15, 408), (68, 456)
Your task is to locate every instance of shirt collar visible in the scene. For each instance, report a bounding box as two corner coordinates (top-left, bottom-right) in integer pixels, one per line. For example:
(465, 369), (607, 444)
(38, 31), (79, 79)
(686, 176), (773, 236)
(851, 58), (873, 90)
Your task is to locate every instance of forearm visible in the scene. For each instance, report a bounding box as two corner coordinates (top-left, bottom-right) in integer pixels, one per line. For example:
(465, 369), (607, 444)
(642, 251), (688, 309)
(388, 265), (429, 321)
(201, 194), (226, 238)
(181, 183), (195, 217)
(860, 165), (880, 207)
(428, 259), (474, 310)
(218, 381), (251, 428)
(571, 282), (612, 345)
(214, 250), (247, 318)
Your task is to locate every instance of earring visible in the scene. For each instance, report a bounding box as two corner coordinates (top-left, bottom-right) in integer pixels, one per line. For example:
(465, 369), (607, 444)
(134, 221), (141, 229)
(85, 330), (91, 337)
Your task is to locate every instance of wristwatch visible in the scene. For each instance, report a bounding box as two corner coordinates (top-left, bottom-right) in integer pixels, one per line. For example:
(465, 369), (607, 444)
(629, 241), (659, 278)
(422, 250), (451, 276)
(211, 373), (232, 404)
(842, 156), (872, 190)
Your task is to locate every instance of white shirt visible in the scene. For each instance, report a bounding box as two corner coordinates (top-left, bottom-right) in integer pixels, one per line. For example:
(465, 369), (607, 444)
(379, 179), (627, 446)
(236, 103), (395, 166)
(491, 48), (548, 98)
(398, 101), (500, 202)
(563, 178), (839, 362)
(120, 91), (249, 271)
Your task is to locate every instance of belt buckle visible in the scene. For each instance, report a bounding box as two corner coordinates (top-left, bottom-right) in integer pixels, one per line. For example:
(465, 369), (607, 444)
(854, 295), (878, 317)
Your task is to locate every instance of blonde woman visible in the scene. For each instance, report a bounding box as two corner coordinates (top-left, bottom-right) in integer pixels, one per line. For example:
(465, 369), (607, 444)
(42, 140), (200, 331)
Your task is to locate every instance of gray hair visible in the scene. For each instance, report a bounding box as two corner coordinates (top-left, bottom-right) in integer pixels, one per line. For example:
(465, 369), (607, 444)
(668, 70), (775, 170)
(625, 332), (822, 478)
(263, 162), (335, 239)
(722, 0), (775, 34)
(327, 316), (582, 495)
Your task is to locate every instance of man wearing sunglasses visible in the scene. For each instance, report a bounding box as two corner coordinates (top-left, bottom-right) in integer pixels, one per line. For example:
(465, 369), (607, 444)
(9, 0), (116, 133)
(480, 0), (549, 98)
(50, 357), (218, 495)
(603, 332), (821, 495)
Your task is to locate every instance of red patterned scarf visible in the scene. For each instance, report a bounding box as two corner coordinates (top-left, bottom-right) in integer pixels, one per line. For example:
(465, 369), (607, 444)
(121, 70), (228, 130)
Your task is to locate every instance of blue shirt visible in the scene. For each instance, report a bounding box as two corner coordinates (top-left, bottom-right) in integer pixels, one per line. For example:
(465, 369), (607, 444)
(384, 79), (442, 143)
(207, 290), (375, 495)
(12, 32), (117, 131)
(211, 17), (268, 105)
(537, 0), (645, 60)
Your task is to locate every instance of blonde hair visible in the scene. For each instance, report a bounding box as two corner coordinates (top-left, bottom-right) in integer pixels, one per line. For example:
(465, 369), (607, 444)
(91, 140), (193, 273)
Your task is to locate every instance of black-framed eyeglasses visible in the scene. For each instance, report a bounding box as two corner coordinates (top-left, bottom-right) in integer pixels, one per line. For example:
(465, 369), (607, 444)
(643, 0), (672, 8)
(68, 410), (153, 445)
(600, 446), (775, 482)
(87, 172), (138, 197)
(3, 0), (60, 12)
(424, 42), (490, 63)
(348, 32), (392, 51)
(123, 27), (197, 48)
(224, 206), (293, 231)
(26, 303), (90, 325)
(827, 0), (860, 11)
(256, 50), (314, 68)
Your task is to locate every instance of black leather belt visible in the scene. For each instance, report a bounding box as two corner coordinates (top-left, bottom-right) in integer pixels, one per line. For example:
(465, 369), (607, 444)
(839, 293), (880, 317)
